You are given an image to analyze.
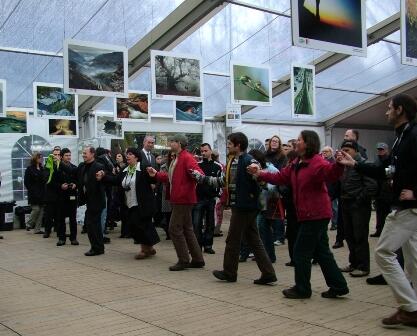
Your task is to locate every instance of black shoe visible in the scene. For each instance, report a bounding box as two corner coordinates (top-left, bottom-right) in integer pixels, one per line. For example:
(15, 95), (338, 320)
(56, 240), (66, 246)
(282, 287), (311, 299)
(370, 232), (381, 238)
(204, 247), (215, 254)
(212, 270), (237, 282)
(254, 274), (277, 285)
(169, 262), (190, 271)
(34, 231), (44, 234)
(321, 288), (349, 298)
(84, 250), (104, 256)
(366, 274), (387, 285)
(213, 233), (224, 237)
(285, 261), (295, 267)
(26, 226), (31, 231)
(43, 233), (50, 238)
(332, 241), (344, 249)
(189, 260), (205, 268)
(103, 237), (111, 244)
(70, 240), (79, 246)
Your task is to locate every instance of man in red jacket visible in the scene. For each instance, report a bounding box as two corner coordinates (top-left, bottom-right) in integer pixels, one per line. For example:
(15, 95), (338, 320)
(147, 134), (205, 271)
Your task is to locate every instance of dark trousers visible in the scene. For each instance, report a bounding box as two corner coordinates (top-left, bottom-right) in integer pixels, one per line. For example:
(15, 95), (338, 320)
(120, 204), (131, 237)
(294, 219), (347, 296)
(375, 199), (391, 235)
(335, 198), (344, 243)
(128, 206), (160, 246)
(85, 208), (104, 253)
(224, 208), (275, 278)
(286, 210), (300, 262)
(57, 200), (77, 241)
(257, 214), (278, 263)
(44, 201), (58, 234)
(169, 204), (204, 264)
(192, 198), (216, 249)
(272, 217), (285, 243)
(342, 199), (371, 272)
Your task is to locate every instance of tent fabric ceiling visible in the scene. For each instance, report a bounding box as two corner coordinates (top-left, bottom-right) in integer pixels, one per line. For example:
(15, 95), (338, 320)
(0, 0), (412, 125)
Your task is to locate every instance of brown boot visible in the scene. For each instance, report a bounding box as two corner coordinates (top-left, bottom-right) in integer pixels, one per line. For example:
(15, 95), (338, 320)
(382, 309), (417, 327)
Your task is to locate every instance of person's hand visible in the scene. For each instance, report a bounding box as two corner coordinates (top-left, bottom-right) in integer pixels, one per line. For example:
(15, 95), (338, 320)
(61, 183), (68, 190)
(247, 163), (260, 176)
(399, 189), (416, 201)
(71, 183), (77, 190)
(96, 170), (105, 181)
(189, 169), (204, 183)
(335, 150), (356, 167)
(147, 167), (157, 177)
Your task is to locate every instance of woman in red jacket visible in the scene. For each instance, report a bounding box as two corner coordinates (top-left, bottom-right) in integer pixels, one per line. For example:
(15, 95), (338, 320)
(147, 134), (205, 271)
(248, 130), (349, 299)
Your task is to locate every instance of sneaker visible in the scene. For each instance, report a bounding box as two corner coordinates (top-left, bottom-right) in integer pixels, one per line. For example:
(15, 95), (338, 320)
(350, 269), (369, 277)
(56, 240), (66, 246)
(212, 270), (237, 282)
(248, 253), (254, 258)
(253, 274), (277, 285)
(321, 287), (349, 299)
(282, 287), (311, 299)
(366, 274), (387, 285)
(340, 265), (355, 273)
(274, 240), (282, 246)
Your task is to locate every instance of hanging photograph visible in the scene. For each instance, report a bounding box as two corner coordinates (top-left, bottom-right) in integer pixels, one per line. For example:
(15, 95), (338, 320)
(0, 79), (6, 115)
(34, 82), (78, 119)
(291, 0), (366, 57)
(174, 101), (203, 124)
(230, 63), (272, 106)
(115, 90), (150, 122)
(96, 112), (123, 139)
(0, 109), (28, 134)
(63, 39), (128, 98)
(48, 119), (78, 138)
(226, 104), (242, 127)
(291, 64), (316, 119)
(151, 50), (203, 102)
(401, 0), (417, 66)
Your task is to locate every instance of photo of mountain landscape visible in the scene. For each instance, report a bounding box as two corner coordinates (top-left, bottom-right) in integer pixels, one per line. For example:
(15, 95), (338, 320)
(0, 80), (5, 115)
(115, 91), (150, 122)
(292, 0), (366, 56)
(34, 83), (77, 118)
(291, 64), (315, 118)
(402, 0), (417, 66)
(64, 39), (128, 97)
(0, 110), (28, 134)
(151, 50), (202, 102)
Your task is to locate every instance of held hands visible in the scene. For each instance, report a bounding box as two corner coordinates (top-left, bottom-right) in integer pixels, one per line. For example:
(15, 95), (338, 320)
(188, 169), (204, 183)
(147, 167), (157, 177)
(61, 183), (69, 190)
(246, 163), (260, 177)
(399, 189), (416, 201)
(96, 170), (105, 181)
(335, 150), (356, 167)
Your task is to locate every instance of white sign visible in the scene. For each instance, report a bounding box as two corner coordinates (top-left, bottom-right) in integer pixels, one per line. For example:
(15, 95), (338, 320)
(226, 105), (242, 128)
(4, 212), (13, 223)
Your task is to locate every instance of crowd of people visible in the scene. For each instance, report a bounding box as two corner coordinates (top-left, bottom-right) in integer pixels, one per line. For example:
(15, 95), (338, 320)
(21, 93), (417, 327)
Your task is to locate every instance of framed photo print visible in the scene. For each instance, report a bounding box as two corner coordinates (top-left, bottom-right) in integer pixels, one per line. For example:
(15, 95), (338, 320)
(174, 101), (203, 124)
(95, 112), (123, 139)
(401, 0), (417, 66)
(115, 90), (150, 122)
(291, 64), (316, 119)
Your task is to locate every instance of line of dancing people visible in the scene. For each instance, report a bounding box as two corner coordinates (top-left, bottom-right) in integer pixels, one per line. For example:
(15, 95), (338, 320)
(23, 93), (417, 327)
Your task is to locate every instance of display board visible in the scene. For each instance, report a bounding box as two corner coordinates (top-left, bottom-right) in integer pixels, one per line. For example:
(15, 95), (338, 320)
(291, 64), (316, 119)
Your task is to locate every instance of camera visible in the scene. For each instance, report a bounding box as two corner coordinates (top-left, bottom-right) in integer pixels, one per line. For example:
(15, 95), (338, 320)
(385, 165), (396, 178)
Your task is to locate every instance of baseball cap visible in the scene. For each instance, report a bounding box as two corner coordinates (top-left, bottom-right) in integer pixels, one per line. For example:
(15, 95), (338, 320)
(168, 133), (188, 147)
(341, 140), (359, 151)
(376, 142), (388, 150)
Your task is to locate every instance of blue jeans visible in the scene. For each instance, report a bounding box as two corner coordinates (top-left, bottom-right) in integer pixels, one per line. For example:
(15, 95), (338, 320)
(257, 214), (277, 263)
(192, 199), (216, 248)
(331, 199), (338, 228)
(272, 218), (285, 243)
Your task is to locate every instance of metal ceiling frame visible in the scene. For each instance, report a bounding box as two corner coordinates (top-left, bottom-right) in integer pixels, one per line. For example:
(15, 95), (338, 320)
(242, 12), (401, 114)
(78, 0), (227, 116)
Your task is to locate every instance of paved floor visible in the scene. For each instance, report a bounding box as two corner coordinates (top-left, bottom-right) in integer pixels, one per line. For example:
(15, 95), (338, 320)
(0, 212), (415, 336)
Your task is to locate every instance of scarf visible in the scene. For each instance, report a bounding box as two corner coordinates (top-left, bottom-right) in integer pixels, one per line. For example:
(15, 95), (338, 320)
(127, 164), (137, 176)
(45, 154), (59, 184)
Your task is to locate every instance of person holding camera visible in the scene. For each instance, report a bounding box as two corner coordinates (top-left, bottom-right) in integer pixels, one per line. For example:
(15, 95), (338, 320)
(337, 94), (417, 327)
(56, 148), (79, 247)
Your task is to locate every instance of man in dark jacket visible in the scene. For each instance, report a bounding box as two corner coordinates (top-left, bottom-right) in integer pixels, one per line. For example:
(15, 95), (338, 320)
(56, 148), (79, 247)
(337, 94), (417, 327)
(60, 146), (106, 256)
(344, 129), (368, 160)
(192, 143), (222, 254)
(339, 140), (377, 277)
(192, 132), (276, 285)
(43, 147), (62, 238)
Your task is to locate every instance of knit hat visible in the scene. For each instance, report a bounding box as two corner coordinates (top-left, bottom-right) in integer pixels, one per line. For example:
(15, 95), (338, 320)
(168, 134), (188, 147)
